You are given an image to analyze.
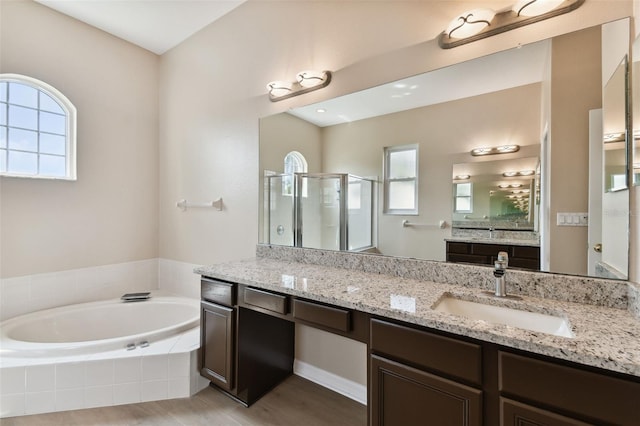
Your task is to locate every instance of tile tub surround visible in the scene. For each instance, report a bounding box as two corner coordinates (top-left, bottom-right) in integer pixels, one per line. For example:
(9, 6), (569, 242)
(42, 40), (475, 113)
(196, 253), (640, 378)
(0, 327), (209, 418)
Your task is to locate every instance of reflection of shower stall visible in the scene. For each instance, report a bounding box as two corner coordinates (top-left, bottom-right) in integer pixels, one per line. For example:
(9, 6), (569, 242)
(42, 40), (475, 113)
(266, 173), (375, 251)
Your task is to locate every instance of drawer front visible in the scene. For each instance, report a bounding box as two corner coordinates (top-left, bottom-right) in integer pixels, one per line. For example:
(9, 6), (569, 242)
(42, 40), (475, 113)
(243, 287), (288, 315)
(447, 253), (490, 265)
(447, 242), (471, 254)
(293, 299), (351, 332)
(512, 245), (540, 260)
(499, 351), (640, 425)
(371, 319), (482, 386)
(471, 243), (511, 256)
(201, 277), (236, 307)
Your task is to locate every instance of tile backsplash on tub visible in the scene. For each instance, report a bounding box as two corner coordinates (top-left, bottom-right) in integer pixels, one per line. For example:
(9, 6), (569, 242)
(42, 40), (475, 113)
(0, 259), (159, 321)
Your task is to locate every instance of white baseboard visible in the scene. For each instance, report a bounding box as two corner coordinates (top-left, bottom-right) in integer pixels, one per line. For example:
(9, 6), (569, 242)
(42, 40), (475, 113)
(293, 360), (367, 405)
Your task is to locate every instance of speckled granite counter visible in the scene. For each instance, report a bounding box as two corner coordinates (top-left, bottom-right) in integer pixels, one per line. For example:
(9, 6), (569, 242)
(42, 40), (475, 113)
(195, 256), (640, 378)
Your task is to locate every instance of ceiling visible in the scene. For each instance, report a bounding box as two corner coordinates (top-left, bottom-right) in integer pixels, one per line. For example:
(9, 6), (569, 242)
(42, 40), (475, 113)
(34, 0), (548, 123)
(34, 0), (246, 55)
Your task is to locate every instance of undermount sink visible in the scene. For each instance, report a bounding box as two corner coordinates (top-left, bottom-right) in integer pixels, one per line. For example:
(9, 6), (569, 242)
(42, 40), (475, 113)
(433, 296), (574, 338)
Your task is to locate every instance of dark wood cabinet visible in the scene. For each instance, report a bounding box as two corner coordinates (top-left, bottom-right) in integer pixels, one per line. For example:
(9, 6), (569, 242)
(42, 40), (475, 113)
(446, 241), (540, 270)
(500, 398), (590, 426)
(371, 355), (482, 426)
(200, 300), (235, 391)
(200, 279), (295, 406)
(369, 318), (640, 426)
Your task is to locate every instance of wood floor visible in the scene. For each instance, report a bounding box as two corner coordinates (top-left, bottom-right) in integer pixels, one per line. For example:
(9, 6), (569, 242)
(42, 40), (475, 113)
(1, 376), (367, 426)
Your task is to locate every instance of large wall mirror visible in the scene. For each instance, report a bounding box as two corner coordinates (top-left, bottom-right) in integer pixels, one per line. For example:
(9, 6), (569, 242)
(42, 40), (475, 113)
(259, 19), (632, 280)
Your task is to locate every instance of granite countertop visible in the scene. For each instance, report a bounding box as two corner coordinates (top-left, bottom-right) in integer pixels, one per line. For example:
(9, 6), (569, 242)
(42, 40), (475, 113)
(445, 237), (540, 247)
(196, 257), (640, 378)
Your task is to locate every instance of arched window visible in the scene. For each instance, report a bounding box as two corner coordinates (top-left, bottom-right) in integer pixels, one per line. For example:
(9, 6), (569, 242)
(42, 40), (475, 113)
(282, 151), (308, 196)
(0, 74), (77, 180)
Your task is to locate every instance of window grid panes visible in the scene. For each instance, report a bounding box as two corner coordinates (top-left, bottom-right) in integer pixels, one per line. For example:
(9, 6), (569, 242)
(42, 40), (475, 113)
(454, 182), (473, 213)
(0, 76), (72, 179)
(384, 144), (418, 214)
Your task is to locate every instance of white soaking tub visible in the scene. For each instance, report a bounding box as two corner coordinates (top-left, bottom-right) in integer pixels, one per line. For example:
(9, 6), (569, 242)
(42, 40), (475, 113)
(0, 295), (200, 356)
(0, 295), (209, 418)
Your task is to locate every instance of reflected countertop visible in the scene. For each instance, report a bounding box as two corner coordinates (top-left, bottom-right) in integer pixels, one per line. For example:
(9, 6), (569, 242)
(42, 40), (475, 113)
(195, 257), (639, 377)
(445, 237), (540, 247)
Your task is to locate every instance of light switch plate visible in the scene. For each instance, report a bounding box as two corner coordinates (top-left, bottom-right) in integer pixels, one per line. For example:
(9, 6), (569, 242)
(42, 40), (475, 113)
(557, 212), (588, 226)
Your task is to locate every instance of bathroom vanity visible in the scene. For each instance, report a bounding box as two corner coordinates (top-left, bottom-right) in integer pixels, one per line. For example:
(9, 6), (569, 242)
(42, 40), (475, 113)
(196, 248), (640, 425)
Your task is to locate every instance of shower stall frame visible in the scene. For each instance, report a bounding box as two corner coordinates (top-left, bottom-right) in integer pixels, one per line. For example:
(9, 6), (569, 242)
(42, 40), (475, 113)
(265, 172), (375, 252)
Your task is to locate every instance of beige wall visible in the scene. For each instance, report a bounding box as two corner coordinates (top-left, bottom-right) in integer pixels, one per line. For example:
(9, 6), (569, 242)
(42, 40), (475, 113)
(0, 0), (159, 278)
(548, 26), (602, 275)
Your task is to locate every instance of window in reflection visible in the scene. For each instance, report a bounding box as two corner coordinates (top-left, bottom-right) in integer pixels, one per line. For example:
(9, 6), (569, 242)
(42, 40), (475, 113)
(384, 144), (418, 214)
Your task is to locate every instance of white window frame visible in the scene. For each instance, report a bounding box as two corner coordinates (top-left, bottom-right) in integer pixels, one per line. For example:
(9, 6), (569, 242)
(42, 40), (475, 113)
(454, 182), (473, 213)
(282, 151), (308, 197)
(383, 144), (419, 215)
(0, 73), (77, 180)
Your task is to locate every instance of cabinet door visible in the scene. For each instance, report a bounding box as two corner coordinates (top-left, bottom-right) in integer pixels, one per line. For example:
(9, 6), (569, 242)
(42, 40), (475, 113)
(200, 301), (235, 391)
(501, 398), (590, 426)
(370, 355), (482, 426)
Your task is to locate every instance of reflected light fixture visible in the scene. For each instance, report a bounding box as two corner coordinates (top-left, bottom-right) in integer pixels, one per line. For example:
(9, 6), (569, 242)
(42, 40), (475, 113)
(454, 174), (471, 180)
(267, 70), (332, 102)
(470, 145), (520, 156)
(439, 0), (584, 49)
(503, 170), (535, 177)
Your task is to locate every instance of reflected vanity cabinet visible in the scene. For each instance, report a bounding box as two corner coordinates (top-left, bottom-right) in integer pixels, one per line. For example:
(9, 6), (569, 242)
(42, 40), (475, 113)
(446, 241), (540, 270)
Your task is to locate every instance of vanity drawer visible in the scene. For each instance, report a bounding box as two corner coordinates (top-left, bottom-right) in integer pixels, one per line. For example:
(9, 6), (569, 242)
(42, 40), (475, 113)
(446, 242), (471, 254)
(243, 287), (289, 315)
(292, 299), (351, 332)
(371, 319), (482, 386)
(512, 245), (540, 259)
(499, 351), (640, 425)
(471, 243), (510, 256)
(201, 277), (236, 307)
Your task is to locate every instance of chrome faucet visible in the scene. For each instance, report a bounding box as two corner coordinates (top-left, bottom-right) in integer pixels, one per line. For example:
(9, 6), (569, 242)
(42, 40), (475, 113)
(493, 251), (509, 297)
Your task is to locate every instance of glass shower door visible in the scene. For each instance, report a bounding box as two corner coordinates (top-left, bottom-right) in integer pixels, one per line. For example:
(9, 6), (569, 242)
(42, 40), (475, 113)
(297, 174), (345, 251)
(267, 175), (294, 246)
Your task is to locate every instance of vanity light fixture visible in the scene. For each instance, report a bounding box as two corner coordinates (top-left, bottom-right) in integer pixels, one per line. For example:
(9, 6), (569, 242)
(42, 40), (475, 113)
(471, 145), (520, 156)
(267, 70), (332, 102)
(438, 0), (584, 49)
(498, 183), (523, 189)
(454, 174), (471, 180)
(445, 8), (496, 40)
(603, 132), (625, 143)
(502, 170), (535, 177)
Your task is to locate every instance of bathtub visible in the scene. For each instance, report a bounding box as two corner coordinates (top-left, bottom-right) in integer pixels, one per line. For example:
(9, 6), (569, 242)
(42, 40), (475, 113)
(0, 294), (209, 418)
(0, 295), (199, 357)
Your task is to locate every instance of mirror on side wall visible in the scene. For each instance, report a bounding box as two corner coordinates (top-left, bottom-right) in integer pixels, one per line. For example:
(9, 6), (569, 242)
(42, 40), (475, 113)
(633, 37), (640, 186)
(259, 19), (632, 280)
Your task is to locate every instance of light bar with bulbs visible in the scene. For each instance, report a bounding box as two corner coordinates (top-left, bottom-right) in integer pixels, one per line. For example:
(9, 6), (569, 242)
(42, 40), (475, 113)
(470, 145), (520, 156)
(439, 0), (585, 49)
(267, 70), (332, 102)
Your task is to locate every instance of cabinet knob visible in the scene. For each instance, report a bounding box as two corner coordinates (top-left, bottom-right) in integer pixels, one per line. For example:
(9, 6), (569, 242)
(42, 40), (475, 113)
(593, 243), (602, 253)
